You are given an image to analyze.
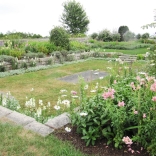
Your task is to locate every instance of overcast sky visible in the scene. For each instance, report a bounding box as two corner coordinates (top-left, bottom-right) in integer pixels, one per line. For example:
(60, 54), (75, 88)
(0, 0), (156, 37)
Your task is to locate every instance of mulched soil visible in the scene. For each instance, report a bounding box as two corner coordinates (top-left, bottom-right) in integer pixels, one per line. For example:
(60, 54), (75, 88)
(53, 124), (150, 156)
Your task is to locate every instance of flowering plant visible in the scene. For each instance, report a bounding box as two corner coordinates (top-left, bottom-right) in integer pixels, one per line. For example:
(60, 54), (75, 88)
(71, 62), (156, 155)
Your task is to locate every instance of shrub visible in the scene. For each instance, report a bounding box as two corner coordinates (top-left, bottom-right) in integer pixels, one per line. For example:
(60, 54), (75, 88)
(97, 29), (112, 42)
(91, 33), (98, 39)
(111, 32), (120, 42)
(49, 26), (70, 50)
(69, 40), (86, 51)
(123, 31), (135, 41)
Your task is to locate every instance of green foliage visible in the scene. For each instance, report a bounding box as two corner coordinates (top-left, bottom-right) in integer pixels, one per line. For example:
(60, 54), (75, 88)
(71, 63), (156, 155)
(69, 40), (86, 51)
(0, 31), (42, 39)
(142, 33), (150, 39)
(61, 0), (89, 34)
(97, 29), (112, 42)
(25, 41), (57, 54)
(145, 47), (156, 76)
(136, 34), (141, 39)
(90, 33), (98, 39)
(49, 26), (70, 50)
(118, 26), (129, 41)
(123, 31), (135, 41)
(111, 32), (120, 41)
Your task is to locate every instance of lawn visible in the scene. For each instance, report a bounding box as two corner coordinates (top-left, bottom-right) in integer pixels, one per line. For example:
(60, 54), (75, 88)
(0, 59), (147, 117)
(0, 118), (85, 156)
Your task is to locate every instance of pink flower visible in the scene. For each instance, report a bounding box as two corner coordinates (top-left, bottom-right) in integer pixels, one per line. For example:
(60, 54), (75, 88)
(131, 150), (134, 153)
(71, 90), (77, 95)
(118, 101), (125, 107)
(130, 82), (136, 90)
(152, 96), (156, 102)
(102, 88), (115, 100)
(134, 110), (138, 114)
(114, 80), (117, 84)
(122, 136), (133, 145)
(143, 113), (146, 118)
(150, 82), (156, 92)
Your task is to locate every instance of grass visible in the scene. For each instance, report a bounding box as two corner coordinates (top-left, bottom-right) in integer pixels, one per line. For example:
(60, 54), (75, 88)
(0, 59), (148, 156)
(92, 47), (148, 55)
(104, 48), (148, 55)
(0, 59), (147, 116)
(0, 118), (85, 156)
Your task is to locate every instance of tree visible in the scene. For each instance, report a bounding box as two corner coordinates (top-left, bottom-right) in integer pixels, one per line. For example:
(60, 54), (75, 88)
(123, 31), (135, 41)
(118, 26), (129, 41)
(136, 33), (141, 39)
(49, 26), (70, 50)
(60, 0), (90, 35)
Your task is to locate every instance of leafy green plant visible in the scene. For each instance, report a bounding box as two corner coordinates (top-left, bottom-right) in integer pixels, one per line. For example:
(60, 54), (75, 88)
(60, 0), (89, 34)
(49, 26), (70, 50)
(70, 61), (156, 155)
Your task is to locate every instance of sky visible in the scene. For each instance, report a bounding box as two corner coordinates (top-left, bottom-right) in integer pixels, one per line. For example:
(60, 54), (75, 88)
(0, 0), (156, 37)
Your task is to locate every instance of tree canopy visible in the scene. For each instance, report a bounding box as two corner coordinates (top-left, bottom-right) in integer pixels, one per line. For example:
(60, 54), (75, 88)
(118, 26), (129, 41)
(60, 0), (90, 35)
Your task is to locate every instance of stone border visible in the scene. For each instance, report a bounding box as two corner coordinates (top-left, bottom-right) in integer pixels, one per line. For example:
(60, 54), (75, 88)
(0, 105), (71, 137)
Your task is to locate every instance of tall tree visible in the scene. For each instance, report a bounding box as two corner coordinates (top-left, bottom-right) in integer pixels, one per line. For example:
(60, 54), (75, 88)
(118, 26), (129, 41)
(60, 0), (90, 35)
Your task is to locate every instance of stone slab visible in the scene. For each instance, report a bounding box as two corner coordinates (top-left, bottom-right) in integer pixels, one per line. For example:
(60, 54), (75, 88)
(45, 112), (71, 129)
(24, 121), (54, 137)
(0, 106), (13, 118)
(6, 111), (35, 126)
(58, 70), (108, 83)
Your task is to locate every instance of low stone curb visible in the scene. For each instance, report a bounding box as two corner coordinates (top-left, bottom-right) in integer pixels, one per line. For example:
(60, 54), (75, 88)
(0, 106), (71, 137)
(45, 112), (71, 129)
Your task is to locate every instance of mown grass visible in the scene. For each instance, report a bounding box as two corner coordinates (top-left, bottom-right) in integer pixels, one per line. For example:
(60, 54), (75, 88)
(0, 59), (147, 116)
(104, 48), (148, 55)
(0, 118), (85, 156)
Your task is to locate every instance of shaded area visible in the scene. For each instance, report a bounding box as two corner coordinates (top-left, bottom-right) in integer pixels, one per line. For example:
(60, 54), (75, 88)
(58, 70), (108, 83)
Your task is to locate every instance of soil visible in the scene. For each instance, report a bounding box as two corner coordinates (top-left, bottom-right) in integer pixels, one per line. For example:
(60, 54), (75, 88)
(53, 124), (150, 156)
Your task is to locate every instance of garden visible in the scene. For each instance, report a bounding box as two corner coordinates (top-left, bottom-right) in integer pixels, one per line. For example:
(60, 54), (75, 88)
(0, 1), (156, 155)
(0, 37), (156, 155)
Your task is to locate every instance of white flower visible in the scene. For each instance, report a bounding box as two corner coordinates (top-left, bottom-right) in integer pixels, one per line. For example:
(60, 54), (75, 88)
(80, 112), (88, 116)
(72, 95), (79, 98)
(84, 84), (88, 90)
(47, 102), (51, 107)
(60, 89), (67, 93)
(106, 67), (112, 70)
(138, 72), (146, 75)
(36, 107), (42, 117)
(43, 106), (46, 110)
(90, 90), (96, 93)
(99, 76), (104, 79)
(65, 127), (71, 132)
(62, 100), (70, 107)
(39, 99), (43, 105)
(54, 105), (60, 110)
(150, 63), (155, 66)
(124, 66), (129, 69)
(30, 88), (34, 91)
(145, 52), (150, 57)
(61, 94), (67, 97)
